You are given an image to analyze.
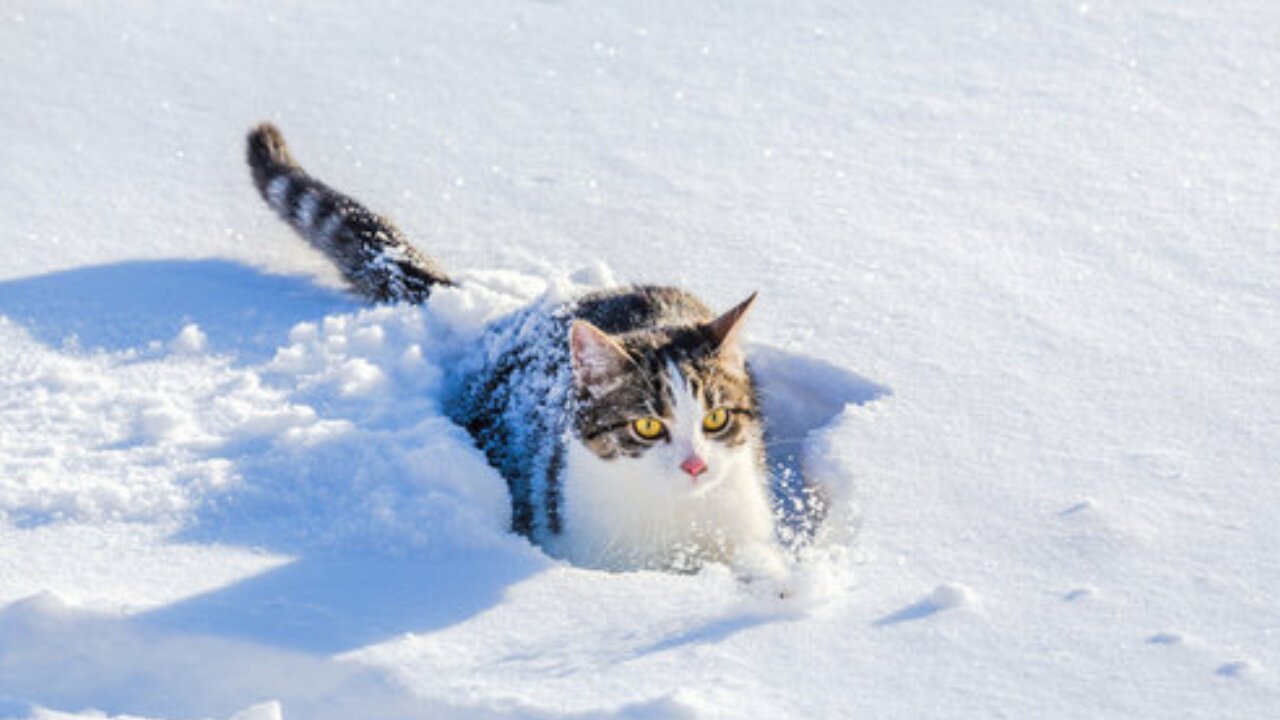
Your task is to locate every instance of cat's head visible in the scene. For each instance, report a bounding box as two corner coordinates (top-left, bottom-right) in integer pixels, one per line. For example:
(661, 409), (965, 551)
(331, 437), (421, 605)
(569, 293), (764, 495)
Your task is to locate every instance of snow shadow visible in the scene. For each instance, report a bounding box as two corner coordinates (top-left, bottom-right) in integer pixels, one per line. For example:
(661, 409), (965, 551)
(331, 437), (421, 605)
(0, 584), (696, 720)
(0, 260), (353, 362)
(749, 344), (890, 540)
(139, 546), (546, 655)
(750, 345), (889, 439)
(874, 585), (971, 627)
(0, 594), (448, 720)
(637, 613), (783, 656)
(874, 599), (947, 626)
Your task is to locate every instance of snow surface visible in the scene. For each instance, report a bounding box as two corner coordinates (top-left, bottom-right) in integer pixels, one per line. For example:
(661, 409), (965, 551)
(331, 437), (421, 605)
(2, 1), (1278, 718)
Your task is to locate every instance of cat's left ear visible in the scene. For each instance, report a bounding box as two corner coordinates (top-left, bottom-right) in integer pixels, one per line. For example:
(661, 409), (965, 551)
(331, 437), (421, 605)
(569, 320), (632, 394)
(707, 291), (757, 350)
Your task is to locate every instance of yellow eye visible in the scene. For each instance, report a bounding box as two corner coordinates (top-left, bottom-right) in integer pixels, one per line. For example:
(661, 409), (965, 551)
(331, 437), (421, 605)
(702, 408), (730, 433)
(632, 417), (666, 440)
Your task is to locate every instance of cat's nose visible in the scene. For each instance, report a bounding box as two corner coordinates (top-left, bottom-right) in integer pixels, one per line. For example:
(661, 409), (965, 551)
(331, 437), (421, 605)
(680, 455), (707, 478)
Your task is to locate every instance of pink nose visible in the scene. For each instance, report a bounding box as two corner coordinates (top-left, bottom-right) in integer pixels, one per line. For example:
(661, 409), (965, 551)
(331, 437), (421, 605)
(680, 455), (707, 478)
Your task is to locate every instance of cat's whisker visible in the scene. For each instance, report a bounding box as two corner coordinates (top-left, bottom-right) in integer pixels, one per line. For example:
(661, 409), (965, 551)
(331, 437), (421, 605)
(760, 436), (815, 448)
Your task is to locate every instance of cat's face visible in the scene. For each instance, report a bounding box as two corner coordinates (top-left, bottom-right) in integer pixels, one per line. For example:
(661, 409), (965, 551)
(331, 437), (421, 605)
(569, 295), (764, 495)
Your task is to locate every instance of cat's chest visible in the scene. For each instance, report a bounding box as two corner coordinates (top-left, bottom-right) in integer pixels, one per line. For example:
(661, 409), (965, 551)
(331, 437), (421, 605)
(548, 440), (774, 571)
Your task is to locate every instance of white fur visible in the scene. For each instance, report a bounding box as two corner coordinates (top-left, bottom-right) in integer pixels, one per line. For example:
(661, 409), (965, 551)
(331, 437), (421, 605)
(549, 364), (785, 578)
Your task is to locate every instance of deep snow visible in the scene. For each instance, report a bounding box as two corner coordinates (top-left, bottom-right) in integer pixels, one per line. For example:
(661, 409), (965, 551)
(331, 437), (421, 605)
(2, 1), (1278, 718)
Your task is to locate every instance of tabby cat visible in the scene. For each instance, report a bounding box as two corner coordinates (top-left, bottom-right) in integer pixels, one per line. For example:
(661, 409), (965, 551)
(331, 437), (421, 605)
(247, 123), (786, 578)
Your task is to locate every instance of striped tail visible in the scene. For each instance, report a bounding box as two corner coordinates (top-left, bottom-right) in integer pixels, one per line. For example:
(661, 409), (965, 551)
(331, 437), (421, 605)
(246, 122), (452, 303)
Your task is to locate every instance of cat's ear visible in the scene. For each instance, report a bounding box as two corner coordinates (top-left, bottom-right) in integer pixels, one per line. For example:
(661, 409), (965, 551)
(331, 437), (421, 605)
(707, 291), (757, 349)
(706, 292), (756, 371)
(570, 320), (631, 392)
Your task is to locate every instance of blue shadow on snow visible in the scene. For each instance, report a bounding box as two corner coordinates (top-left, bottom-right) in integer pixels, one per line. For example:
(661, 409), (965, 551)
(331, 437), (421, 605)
(748, 343), (891, 544)
(637, 613), (785, 656)
(0, 259), (354, 362)
(138, 547), (546, 655)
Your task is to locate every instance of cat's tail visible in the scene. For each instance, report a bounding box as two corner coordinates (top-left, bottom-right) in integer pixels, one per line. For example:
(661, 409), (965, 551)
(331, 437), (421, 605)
(246, 122), (452, 304)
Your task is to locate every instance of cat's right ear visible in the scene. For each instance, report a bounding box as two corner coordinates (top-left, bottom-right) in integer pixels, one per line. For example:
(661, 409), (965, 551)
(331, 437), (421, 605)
(707, 291), (758, 350)
(570, 320), (631, 394)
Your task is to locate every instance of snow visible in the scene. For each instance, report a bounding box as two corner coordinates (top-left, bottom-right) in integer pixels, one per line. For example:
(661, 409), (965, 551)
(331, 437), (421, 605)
(2, 0), (1278, 718)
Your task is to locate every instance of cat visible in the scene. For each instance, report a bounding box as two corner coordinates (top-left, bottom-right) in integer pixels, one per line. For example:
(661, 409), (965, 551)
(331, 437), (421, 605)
(246, 123), (787, 578)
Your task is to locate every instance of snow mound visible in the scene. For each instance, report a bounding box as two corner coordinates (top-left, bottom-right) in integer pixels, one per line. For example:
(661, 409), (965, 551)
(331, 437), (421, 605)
(0, 260), (882, 717)
(0, 264), (880, 562)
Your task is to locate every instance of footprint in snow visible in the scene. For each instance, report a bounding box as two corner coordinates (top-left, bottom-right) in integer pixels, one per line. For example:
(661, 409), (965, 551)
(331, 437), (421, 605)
(1142, 631), (1261, 681)
(1216, 660), (1259, 679)
(1059, 498), (1097, 517)
(1146, 631), (1184, 645)
(1062, 586), (1096, 602)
